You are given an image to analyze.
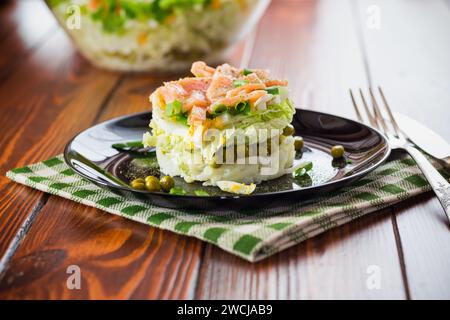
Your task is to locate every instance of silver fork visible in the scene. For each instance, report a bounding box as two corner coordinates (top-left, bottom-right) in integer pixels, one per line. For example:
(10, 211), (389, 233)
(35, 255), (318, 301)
(350, 87), (450, 223)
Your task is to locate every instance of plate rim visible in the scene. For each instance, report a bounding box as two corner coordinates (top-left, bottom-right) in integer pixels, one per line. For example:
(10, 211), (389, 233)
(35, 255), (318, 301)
(63, 109), (392, 200)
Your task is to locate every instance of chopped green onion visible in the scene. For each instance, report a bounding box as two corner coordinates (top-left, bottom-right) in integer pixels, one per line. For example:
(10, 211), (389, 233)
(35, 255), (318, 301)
(165, 100), (183, 117)
(211, 101), (252, 117)
(194, 189), (209, 196)
(169, 187), (187, 195)
(243, 69), (253, 76)
(233, 79), (249, 87)
(228, 101), (248, 115)
(210, 104), (227, 116)
(235, 101), (251, 114)
(293, 161), (313, 178)
(266, 87), (280, 95)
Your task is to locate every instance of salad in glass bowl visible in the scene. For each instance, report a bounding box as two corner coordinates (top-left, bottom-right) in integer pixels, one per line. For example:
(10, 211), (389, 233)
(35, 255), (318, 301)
(45, 0), (270, 72)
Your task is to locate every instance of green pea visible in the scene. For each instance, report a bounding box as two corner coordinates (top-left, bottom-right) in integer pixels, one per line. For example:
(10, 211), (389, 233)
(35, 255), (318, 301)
(294, 136), (304, 151)
(144, 176), (161, 192)
(130, 178), (145, 190)
(159, 176), (175, 193)
(282, 125), (295, 136)
(331, 145), (345, 158)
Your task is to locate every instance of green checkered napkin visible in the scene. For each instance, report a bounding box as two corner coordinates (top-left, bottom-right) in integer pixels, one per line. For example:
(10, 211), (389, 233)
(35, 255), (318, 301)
(6, 154), (449, 262)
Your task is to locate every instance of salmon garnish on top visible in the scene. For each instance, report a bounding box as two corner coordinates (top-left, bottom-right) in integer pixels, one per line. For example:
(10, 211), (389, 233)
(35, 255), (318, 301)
(151, 61), (288, 127)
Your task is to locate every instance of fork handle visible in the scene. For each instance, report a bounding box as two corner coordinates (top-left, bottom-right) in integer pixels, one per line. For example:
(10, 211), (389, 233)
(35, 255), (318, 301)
(405, 145), (450, 222)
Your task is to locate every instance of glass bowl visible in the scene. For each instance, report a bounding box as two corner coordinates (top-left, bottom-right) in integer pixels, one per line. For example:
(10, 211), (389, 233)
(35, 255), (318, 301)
(45, 0), (271, 72)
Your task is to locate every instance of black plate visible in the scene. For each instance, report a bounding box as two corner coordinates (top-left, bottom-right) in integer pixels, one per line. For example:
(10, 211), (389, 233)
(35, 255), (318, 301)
(64, 110), (390, 210)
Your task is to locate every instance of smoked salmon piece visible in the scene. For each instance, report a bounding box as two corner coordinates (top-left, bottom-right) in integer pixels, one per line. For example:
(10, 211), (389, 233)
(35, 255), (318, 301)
(206, 74), (234, 100)
(264, 79), (288, 87)
(189, 106), (207, 124)
(225, 83), (266, 98)
(191, 61), (215, 77)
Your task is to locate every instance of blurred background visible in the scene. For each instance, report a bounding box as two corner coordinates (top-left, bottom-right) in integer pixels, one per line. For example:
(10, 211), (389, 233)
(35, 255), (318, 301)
(41, 0), (270, 72)
(1, 0), (449, 136)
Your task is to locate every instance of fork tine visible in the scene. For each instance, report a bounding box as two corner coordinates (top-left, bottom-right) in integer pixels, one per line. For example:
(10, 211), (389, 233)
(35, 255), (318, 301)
(349, 89), (363, 122)
(378, 86), (401, 136)
(369, 87), (388, 134)
(359, 88), (378, 128)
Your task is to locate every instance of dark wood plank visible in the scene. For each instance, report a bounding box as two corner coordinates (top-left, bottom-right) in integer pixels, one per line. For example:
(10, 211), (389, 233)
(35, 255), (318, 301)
(354, 0), (450, 299)
(0, 0), (57, 80)
(0, 197), (203, 299)
(0, 30), (120, 267)
(195, 0), (406, 299)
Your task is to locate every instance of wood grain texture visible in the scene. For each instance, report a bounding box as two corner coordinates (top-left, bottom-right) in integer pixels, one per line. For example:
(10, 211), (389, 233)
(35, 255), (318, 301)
(0, 29), (120, 265)
(393, 193), (450, 299)
(0, 197), (203, 299)
(0, 5), (249, 297)
(354, 0), (450, 299)
(196, 0), (406, 300)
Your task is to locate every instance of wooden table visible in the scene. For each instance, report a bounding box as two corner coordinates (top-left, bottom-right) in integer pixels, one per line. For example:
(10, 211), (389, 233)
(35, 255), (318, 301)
(0, 0), (449, 300)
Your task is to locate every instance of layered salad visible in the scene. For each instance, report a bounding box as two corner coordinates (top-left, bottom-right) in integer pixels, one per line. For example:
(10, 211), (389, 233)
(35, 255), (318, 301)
(46, 0), (270, 71)
(143, 61), (299, 190)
